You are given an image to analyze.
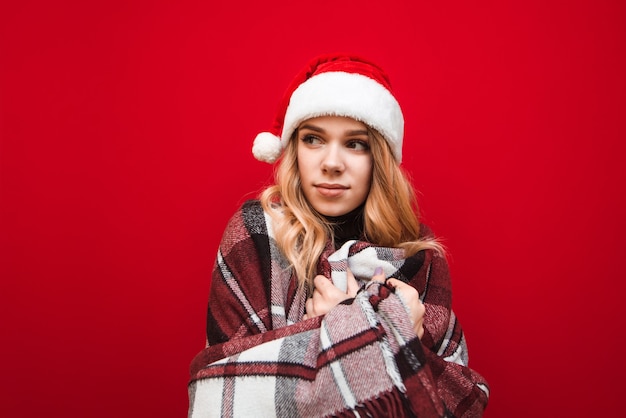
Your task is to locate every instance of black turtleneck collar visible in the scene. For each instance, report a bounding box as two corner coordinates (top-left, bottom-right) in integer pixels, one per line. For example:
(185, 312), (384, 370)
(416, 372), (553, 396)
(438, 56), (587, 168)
(322, 204), (365, 249)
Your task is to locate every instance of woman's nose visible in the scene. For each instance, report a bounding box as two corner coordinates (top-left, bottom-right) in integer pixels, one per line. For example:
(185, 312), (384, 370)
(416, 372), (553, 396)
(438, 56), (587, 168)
(321, 144), (345, 173)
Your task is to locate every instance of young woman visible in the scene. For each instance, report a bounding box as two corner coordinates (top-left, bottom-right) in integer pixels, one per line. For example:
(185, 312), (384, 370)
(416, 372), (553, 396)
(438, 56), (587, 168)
(188, 54), (489, 417)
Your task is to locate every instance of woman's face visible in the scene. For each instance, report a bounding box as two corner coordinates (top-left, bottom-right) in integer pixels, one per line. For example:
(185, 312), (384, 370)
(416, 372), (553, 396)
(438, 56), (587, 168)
(296, 116), (373, 217)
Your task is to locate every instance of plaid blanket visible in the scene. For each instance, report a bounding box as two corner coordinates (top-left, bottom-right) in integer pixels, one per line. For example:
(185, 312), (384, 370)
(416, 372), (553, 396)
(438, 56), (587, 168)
(189, 200), (489, 417)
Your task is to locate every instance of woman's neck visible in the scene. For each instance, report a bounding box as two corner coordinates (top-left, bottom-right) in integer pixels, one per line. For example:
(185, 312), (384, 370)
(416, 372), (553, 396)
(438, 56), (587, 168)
(323, 204), (365, 249)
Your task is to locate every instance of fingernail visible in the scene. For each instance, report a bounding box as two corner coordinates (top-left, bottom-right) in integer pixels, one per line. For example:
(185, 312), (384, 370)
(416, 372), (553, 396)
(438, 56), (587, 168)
(374, 267), (383, 276)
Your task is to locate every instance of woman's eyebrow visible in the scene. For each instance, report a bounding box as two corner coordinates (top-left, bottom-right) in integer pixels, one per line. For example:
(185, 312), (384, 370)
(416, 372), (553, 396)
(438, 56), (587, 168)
(299, 124), (324, 133)
(346, 129), (369, 136)
(299, 124), (369, 137)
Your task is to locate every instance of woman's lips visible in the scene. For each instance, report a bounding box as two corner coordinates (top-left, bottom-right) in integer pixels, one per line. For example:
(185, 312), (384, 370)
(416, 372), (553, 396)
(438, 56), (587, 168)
(315, 184), (348, 197)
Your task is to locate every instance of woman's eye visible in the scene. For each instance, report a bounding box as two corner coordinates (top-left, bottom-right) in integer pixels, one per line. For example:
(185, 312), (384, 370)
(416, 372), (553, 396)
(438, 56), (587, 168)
(347, 140), (370, 151)
(301, 134), (322, 145)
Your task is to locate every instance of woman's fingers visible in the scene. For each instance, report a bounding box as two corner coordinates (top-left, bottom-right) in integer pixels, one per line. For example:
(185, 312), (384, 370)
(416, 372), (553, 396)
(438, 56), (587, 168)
(313, 274), (332, 292)
(305, 271), (427, 326)
(305, 274), (354, 319)
(386, 278), (425, 339)
(346, 268), (360, 297)
(386, 278), (417, 295)
(372, 266), (385, 283)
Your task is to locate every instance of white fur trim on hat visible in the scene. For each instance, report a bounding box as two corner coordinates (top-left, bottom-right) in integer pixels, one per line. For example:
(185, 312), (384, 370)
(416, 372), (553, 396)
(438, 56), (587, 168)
(282, 71), (404, 162)
(252, 132), (283, 163)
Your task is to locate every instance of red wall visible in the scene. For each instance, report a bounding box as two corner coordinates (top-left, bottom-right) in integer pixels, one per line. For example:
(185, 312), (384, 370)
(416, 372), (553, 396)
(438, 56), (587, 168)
(1, 1), (624, 416)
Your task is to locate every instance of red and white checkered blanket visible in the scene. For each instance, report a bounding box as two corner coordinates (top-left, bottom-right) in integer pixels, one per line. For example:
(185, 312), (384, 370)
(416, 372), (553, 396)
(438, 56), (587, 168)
(188, 200), (489, 417)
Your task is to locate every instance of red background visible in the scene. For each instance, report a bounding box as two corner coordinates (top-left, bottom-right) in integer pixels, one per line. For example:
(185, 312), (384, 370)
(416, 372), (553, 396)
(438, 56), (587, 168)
(1, 1), (625, 416)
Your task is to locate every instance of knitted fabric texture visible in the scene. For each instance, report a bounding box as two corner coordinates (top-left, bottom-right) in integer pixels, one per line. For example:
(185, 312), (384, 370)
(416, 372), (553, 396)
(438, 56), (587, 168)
(188, 200), (489, 417)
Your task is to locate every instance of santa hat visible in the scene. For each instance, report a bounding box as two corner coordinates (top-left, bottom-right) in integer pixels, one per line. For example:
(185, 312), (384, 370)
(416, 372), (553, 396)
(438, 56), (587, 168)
(252, 54), (404, 163)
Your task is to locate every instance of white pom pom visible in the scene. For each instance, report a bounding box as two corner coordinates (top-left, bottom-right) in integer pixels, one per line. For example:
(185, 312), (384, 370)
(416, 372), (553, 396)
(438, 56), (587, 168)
(252, 132), (283, 163)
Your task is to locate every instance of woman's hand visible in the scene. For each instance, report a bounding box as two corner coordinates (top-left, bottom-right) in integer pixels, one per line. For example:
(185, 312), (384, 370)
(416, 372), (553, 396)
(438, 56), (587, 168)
(386, 278), (425, 339)
(302, 269), (425, 339)
(303, 268), (372, 320)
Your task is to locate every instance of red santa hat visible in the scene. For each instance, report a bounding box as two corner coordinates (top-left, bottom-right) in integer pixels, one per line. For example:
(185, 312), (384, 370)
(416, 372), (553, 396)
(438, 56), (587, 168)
(252, 54), (404, 163)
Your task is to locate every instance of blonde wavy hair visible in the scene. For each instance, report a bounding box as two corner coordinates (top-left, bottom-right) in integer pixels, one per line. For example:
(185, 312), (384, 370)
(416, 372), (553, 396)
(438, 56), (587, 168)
(260, 125), (442, 290)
